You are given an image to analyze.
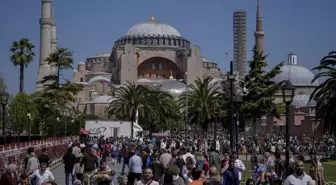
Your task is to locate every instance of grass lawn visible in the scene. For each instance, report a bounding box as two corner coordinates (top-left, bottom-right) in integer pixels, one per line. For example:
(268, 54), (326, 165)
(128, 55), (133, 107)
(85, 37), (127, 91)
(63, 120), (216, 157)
(240, 160), (336, 182)
(316, 161), (336, 182)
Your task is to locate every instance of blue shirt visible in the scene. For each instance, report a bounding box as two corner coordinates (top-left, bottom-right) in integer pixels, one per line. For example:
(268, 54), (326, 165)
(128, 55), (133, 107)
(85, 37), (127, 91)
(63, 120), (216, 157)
(128, 155), (143, 173)
(223, 168), (240, 185)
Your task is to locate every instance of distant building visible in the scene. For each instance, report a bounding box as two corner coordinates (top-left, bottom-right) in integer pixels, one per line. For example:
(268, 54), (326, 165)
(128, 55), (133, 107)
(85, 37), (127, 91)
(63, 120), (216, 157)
(233, 10), (247, 75)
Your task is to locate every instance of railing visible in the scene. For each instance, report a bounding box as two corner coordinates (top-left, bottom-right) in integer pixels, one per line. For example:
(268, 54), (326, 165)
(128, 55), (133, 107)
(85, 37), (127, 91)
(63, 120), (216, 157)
(0, 136), (78, 175)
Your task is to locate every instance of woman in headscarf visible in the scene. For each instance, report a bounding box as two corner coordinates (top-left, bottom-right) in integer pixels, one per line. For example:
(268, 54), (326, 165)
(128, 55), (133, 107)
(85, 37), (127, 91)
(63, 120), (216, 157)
(0, 164), (19, 185)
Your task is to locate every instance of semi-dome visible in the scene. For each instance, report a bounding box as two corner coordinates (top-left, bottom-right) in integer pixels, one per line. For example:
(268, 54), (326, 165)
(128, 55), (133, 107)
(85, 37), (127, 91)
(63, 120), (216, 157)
(292, 93), (316, 108)
(160, 80), (186, 96)
(273, 53), (319, 86)
(125, 14), (181, 37)
(92, 95), (115, 104)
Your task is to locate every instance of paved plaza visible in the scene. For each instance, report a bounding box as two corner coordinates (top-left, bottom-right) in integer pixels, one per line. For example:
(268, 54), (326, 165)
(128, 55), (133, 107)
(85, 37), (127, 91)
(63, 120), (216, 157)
(52, 160), (127, 185)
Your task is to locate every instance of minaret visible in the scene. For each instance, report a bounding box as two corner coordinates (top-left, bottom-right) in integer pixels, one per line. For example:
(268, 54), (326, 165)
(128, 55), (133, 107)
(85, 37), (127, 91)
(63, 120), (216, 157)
(36, 0), (52, 91)
(254, 0), (264, 54)
(50, 4), (57, 75)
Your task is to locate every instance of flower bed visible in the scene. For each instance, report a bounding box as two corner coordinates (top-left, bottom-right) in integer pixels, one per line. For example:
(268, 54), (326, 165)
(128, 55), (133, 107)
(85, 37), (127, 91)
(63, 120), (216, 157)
(0, 136), (78, 175)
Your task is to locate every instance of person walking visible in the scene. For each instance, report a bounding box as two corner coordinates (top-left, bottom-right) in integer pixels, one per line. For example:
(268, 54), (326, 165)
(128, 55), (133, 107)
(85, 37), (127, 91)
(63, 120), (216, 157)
(63, 147), (77, 185)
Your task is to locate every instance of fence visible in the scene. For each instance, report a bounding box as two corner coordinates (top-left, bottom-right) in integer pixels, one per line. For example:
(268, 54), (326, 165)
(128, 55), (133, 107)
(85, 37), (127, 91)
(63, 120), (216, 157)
(0, 136), (78, 175)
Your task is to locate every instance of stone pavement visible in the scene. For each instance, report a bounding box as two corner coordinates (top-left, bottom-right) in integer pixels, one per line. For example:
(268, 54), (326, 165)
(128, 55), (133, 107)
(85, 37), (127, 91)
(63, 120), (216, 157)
(52, 160), (126, 185)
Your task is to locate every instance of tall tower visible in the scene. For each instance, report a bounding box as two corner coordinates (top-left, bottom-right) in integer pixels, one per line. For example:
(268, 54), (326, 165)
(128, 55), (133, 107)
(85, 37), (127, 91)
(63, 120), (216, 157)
(50, 4), (57, 75)
(254, 0), (264, 54)
(233, 10), (247, 75)
(36, 0), (52, 91)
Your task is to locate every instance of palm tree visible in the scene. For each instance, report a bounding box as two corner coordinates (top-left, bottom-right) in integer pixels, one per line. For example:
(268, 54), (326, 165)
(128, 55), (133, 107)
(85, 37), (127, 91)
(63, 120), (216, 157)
(106, 82), (148, 138)
(9, 38), (35, 92)
(310, 51), (336, 131)
(144, 86), (175, 135)
(43, 48), (74, 87)
(179, 77), (220, 134)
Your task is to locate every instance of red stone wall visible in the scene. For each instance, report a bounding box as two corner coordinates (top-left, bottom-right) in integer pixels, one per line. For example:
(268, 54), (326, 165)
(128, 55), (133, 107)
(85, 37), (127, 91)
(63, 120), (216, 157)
(0, 136), (78, 175)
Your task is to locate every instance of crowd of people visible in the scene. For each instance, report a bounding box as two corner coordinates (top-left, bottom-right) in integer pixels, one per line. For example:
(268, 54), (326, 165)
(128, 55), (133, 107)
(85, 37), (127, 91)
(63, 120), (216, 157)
(0, 133), (332, 185)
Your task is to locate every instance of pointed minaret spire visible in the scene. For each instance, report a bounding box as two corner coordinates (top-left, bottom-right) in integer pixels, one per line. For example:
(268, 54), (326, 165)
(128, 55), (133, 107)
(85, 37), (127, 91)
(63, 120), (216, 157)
(254, 0), (264, 54)
(256, 0), (261, 19)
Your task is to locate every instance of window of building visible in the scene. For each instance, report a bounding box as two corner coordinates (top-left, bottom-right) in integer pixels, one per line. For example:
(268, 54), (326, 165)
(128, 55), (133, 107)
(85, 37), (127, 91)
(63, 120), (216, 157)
(159, 62), (163, 70)
(80, 77), (83, 82)
(151, 62), (156, 69)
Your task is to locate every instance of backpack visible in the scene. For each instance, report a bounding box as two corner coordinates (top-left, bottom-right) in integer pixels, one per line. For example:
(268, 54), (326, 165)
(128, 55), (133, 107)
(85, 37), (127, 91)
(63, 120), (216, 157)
(203, 160), (209, 172)
(196, 160), (204, 169)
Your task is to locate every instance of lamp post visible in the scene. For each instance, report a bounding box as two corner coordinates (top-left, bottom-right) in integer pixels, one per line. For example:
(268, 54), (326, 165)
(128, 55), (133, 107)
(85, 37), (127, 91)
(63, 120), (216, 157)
(24, 99), (34, 142)
(233, 96), (243, 154)
(228, 61), (235, 152)
(0, 90), (9, 145)
(281, 81), (295, 177)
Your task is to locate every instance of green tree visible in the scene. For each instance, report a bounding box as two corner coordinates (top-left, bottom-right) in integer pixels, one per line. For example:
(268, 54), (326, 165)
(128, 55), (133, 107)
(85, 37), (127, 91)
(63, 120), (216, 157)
(9, 93), (38, 140)
(33, 48), (83, 136)
(142, 86), (175, 135)
(39, 48), (84, 106)
(242, 47), (283, 129)
(106, 82), (148, 138)
(179, 77), (220, 133)
(9, 38), (35, 92)
(310, 51), (336, 133)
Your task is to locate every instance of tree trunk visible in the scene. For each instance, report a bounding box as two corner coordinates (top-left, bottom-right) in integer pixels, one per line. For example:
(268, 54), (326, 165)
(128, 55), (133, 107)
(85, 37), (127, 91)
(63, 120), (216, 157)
(19, 64), (24, 92)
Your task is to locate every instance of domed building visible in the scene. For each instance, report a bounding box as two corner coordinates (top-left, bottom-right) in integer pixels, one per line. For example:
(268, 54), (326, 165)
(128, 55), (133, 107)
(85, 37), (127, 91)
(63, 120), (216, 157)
(263, 53), (321, 136)
(73, 14), (222, 117)
(273, 52), (319, 106)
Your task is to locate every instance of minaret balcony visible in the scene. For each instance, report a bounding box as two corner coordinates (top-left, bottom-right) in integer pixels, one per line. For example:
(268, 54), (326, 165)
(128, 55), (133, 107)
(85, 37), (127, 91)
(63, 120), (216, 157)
(39, 18), (52, 25)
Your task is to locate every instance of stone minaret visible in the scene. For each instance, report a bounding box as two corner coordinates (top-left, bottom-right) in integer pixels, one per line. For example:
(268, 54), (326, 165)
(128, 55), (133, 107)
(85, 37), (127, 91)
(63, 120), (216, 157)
(254, 0), (264, 54)
(36, 0), (52, 91)
(50, 4), (57, 75)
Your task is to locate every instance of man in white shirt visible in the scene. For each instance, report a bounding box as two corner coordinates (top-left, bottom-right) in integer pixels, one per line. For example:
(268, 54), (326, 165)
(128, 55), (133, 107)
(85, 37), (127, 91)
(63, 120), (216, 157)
(29, 162), (55, 185)
(284, 160), (312, 185)
(182, 147), (196, 165)
(231, 152), (246, 182)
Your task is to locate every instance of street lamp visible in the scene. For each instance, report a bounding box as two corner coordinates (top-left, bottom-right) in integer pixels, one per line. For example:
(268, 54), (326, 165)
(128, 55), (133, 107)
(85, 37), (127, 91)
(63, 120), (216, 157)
(281, 80), (295, 177)
(0, 90), (9, 145)
(25, 99), (34, 142)
(233, 96), (243, 154)
(228, 61), (235, 152)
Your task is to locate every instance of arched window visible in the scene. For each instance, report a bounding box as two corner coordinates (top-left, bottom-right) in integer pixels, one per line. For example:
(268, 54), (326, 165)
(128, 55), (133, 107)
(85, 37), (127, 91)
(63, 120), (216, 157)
(80, 77), (83, 82)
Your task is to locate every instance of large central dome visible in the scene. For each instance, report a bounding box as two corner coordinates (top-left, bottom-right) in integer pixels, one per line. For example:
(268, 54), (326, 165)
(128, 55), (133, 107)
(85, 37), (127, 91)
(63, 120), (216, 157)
(124, 14), (182, 37)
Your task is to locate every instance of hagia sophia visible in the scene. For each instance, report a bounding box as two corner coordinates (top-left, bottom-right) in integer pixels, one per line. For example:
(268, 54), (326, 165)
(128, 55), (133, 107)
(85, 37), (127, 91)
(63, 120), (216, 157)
(35, 0), (321, 134)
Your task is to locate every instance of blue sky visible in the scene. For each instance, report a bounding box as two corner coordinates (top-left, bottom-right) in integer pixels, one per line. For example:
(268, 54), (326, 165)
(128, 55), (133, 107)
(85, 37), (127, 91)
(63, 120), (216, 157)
(0, 0), (335, 94)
